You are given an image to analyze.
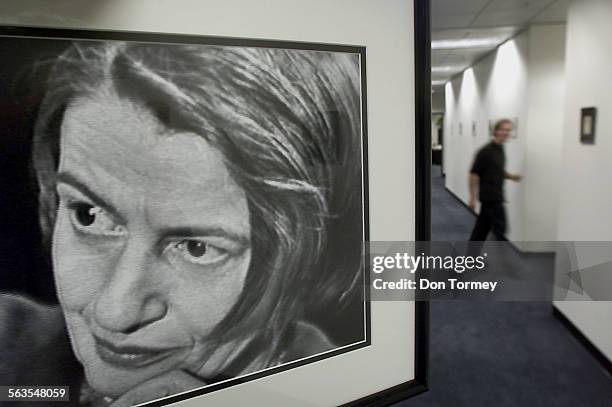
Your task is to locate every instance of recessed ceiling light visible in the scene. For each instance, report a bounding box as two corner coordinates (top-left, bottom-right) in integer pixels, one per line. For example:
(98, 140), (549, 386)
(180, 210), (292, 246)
(432, 38), (502, 50)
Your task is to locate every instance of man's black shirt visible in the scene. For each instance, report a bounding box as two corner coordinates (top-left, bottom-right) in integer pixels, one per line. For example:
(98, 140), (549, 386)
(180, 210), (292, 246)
(470, 141), (505, 202)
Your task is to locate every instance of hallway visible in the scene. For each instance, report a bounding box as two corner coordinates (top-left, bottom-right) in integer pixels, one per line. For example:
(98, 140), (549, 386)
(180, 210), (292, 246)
(395, 166), (612, 407)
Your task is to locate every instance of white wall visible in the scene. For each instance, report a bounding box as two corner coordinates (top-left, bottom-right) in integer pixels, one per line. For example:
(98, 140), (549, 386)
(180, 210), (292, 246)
(521, 24), (566, 250)
(553, 0), (612, 362)
(432, 89), (445, 113)
(443, 25), (566, 245)
(431, 113), (443, 146)
(444, 31), (530, 241)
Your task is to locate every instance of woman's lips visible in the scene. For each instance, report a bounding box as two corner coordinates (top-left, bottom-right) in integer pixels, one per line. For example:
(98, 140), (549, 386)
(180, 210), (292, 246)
(94, 336), (184, 369)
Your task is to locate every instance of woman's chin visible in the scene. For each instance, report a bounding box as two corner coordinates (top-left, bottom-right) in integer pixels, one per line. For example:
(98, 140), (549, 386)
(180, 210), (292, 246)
(84, 364), (151, 398)
(68, 324), (192, 398)
(82, 356), (176, 399)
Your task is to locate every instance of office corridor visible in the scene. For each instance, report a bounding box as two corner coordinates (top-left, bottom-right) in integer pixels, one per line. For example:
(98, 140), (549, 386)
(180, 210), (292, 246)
(395, 166), (612, 407)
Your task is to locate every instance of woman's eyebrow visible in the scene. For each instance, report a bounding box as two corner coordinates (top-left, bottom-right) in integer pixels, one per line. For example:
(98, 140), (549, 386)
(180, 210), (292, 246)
(56, 171), (125, 223)
(161, 226), (250, 246)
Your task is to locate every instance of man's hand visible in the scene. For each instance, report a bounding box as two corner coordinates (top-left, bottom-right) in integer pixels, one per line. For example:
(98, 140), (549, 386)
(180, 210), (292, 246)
(468, 196), (477, 211)
(504, 171), (522, 182)
(110, 370), (205, 407)
(468, 173), (479, 210)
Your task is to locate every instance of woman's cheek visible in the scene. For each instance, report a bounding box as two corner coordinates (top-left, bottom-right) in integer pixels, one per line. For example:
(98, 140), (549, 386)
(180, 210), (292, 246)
(53, 209), (118, 310)
(176, 250), (251, 337)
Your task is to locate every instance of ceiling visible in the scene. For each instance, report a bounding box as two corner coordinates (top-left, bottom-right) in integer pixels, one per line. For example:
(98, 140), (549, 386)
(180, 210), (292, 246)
(431, 0), (569, 87)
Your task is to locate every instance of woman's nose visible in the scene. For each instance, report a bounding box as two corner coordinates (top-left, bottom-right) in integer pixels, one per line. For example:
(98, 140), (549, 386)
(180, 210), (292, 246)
(93, 240), (167, 334)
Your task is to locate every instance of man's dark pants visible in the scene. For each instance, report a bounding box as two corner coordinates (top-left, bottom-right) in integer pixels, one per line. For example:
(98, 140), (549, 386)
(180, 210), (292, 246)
(469, 201), (506, 241)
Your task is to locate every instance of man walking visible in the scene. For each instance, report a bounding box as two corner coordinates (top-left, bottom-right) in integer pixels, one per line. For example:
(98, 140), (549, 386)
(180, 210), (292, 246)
(468, 119), (521, 241)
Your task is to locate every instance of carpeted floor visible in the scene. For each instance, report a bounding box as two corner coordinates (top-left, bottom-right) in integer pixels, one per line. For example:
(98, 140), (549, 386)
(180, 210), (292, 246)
(393, 166), (612, 407)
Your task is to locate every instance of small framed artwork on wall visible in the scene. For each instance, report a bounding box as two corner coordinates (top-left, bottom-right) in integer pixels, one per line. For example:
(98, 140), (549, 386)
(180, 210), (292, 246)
(580, 107), (597, 144)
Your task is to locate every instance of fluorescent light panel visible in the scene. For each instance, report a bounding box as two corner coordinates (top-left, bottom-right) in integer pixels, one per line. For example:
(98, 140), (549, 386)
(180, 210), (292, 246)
(432, 38), (502, 50)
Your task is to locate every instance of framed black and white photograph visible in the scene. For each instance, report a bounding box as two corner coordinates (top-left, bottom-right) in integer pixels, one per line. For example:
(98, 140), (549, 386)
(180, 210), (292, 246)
(0, 1), (429, 406)
(2, 28), (370, 406)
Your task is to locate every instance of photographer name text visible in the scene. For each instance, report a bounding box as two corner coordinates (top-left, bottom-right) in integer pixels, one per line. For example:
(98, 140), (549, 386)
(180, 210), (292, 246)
(372, 278), (498, 292)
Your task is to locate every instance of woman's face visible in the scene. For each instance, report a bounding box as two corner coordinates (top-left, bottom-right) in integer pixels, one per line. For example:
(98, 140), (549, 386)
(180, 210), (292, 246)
(53, 89), (252, 397)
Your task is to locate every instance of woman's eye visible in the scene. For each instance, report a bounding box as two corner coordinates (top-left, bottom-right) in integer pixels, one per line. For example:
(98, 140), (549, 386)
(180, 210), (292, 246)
(69, 203), (123, 235)
(172, 240), (229, 266)
(184, 241), (208, 257)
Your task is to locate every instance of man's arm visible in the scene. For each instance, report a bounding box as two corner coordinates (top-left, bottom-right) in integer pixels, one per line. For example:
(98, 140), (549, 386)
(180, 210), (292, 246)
(504, 171), (522, 182)
(468, 172), (479, 210)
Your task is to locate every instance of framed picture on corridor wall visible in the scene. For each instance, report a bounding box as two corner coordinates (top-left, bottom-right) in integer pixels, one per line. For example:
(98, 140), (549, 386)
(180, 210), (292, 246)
(0, 0), (429, 406)
(580, 107), (597, 144)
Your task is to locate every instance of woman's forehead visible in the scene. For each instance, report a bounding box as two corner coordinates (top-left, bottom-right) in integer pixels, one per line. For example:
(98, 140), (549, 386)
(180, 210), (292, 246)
(58, 91), (249, 231)
(61, 91), (212, 175)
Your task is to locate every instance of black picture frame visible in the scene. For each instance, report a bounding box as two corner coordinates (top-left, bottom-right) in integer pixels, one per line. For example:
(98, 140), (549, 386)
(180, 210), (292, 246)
(0, 0), (430, 405)
(580, 107), (597, 144)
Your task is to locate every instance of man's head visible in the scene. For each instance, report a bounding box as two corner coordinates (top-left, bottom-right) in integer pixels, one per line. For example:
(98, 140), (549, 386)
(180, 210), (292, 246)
(492, 119), (513, 144)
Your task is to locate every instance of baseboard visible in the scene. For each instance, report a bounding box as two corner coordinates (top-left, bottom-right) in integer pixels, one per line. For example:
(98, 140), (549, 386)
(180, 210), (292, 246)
(553, 306), (612, 377)
(506, 240), (555, 257)
(443, 186), (476, 216)
(512, 241), (556, 254)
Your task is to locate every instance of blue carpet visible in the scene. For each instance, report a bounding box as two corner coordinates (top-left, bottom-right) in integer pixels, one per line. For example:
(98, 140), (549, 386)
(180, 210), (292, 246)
(393, 166), (612, 407)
